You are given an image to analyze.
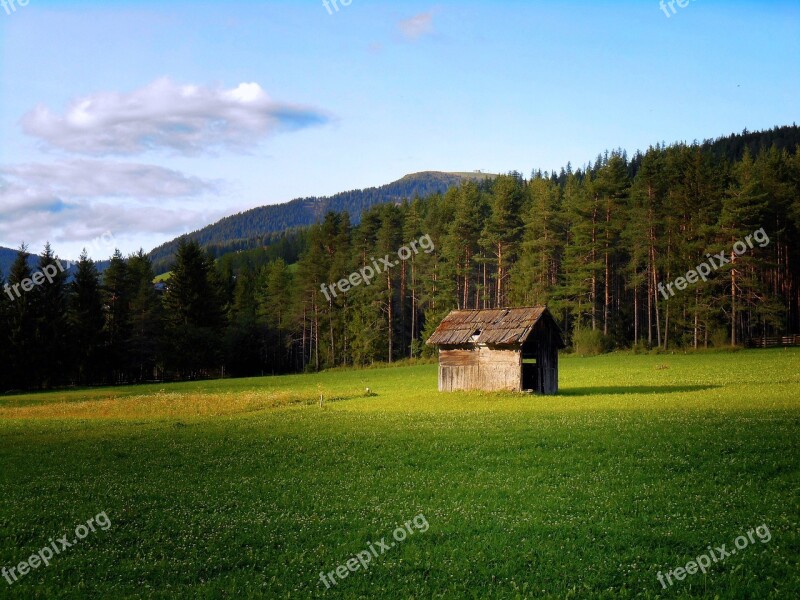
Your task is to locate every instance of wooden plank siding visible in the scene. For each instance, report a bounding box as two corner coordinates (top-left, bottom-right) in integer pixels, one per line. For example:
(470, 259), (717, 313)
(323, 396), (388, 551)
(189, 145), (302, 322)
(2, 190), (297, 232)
(438, 346), (521, 392)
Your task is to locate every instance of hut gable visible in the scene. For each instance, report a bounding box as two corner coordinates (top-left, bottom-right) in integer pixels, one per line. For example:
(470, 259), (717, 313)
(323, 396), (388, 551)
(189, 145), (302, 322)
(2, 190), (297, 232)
(426, 306), (564, 395)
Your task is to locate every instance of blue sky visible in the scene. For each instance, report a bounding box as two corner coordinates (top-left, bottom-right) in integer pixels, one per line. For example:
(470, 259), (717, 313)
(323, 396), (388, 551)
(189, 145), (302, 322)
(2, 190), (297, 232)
(1, 0), (798, 260)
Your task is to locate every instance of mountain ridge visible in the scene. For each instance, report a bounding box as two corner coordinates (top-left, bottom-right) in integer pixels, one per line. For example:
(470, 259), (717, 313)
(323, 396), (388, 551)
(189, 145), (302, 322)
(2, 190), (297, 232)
(147, 170), (496, 271)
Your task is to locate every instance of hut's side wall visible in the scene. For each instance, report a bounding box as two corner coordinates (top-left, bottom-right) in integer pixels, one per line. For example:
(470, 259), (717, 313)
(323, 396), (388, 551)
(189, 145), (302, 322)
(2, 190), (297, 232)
(532, 320), (559, 395)
(439, 346), (521, 392)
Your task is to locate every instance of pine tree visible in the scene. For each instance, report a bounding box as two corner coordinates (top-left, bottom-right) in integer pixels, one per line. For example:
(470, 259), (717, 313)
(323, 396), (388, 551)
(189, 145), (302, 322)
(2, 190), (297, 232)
(103, 249), (132, 381)
(558, 172), (603, 333)
(257, 258), (292, 372)
(594, 154), (630, 338)
(34, 244), (69, 387)
(0, 269), (11, 390)
(479, 173), (524, 307)
(443, 182), (482, 309)
(403, 199), (424, 357)
(417, 193), (456, 355)
(68, 251), (104, 384)
(4, 246), (36, 388)
(510, 175), (562, 307)
(225, 266), (263, 377)
(721, 147), (770, 345)
(294, 225), (329, 371)
(127, 250), (162, 381)
(163, 240), (226, 376)
(375, 205), (402, 362)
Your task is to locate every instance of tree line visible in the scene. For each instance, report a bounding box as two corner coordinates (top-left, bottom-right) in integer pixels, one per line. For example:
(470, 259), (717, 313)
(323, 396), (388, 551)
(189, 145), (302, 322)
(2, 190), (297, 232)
(1, 138), (799, 390)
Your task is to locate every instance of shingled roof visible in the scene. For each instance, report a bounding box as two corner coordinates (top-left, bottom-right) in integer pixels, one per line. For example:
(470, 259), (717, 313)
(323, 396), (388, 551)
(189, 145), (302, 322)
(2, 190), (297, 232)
(426, 306), (563, 347)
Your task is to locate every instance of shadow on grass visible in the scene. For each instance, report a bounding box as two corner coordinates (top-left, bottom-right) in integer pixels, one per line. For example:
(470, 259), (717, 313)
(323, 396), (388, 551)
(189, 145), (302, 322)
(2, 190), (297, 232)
(559, 385), (720, 396)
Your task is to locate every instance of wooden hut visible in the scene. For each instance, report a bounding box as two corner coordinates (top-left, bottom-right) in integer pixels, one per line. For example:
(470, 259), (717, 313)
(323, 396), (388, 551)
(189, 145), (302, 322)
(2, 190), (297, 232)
(426, 306), (565, 395)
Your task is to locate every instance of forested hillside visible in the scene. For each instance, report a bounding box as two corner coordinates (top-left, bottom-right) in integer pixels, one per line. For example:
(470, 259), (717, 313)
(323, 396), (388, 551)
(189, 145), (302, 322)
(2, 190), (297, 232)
(0, 247), (19, 276)
(2, 126), (799, 389)
(148, 171), (490, 272)
(0, 246), (106, 276)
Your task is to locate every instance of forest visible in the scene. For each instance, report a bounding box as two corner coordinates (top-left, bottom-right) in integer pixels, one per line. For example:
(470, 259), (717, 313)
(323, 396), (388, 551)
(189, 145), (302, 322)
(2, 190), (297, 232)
(1, 128), (799, 389)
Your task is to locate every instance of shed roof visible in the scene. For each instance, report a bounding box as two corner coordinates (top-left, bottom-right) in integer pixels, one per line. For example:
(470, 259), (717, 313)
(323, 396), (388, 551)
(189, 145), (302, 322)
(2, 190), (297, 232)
(426, 306), (563, 347)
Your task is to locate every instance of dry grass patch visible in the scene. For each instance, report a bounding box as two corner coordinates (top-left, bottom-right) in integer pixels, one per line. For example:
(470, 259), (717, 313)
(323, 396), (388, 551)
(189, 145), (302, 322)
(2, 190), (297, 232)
(0, 390), (311, 420)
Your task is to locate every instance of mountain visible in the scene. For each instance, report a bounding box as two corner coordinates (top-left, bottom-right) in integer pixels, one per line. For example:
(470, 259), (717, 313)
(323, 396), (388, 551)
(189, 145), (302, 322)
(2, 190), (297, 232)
(0, 246), (19, 277)
(0, 246), (109, 279)
(148, 171), (495, 271)
(0, 247), (63, 279)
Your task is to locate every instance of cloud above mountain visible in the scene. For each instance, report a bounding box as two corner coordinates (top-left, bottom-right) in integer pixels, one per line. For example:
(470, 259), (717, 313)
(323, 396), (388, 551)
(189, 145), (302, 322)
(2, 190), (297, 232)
(0, 160), (221, 255)
(1, 160), (217, 200)
(21, 78), (331, 156)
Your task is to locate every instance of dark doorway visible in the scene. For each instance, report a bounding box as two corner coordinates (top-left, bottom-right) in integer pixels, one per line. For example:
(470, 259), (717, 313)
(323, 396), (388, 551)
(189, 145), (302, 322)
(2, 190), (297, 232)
(522, 359), (539, 392)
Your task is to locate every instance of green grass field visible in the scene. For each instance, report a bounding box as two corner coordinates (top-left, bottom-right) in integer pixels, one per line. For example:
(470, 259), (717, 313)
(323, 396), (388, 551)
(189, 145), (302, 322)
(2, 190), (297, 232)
(1, 350), (798, 599)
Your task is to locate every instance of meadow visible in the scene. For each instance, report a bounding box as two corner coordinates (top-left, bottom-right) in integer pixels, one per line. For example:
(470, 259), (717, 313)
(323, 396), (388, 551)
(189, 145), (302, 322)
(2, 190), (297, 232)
(0, 350), (798, 599)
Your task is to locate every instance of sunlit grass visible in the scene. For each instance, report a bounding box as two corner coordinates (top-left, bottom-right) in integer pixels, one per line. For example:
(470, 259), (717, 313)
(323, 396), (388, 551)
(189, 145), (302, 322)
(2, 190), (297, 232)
(0, 390), (315, 420)
(0, 349), (798, 598)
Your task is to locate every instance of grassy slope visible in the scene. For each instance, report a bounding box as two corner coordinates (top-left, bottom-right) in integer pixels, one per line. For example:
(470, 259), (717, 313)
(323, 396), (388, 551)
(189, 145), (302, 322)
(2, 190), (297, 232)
(0, 350), (798, 599)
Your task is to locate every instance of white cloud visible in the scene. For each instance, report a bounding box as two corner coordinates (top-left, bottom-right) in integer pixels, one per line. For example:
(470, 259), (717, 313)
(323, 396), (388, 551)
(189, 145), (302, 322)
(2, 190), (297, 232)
(398, 12), (435, 41)
(20, 78), (331, 156)
(0, 160), (221, 257)
(0, 160), (217, 200)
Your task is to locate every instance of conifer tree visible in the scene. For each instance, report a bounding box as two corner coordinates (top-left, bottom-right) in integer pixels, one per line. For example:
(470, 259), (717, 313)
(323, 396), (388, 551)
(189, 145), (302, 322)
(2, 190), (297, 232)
(257, 258), (292, 372)
(103, 249), (132, 380)
(559, 172), (603, 333)
(510, 175), (562, 307)
(127, 250), (163, 381)
(402, 199), (424, 356)
(34, 244), (69, 387)
(0, 269), (11, 390)
(444, 182), (482, 309)
(721, 147), (770, 345)
(479, 173), (524, 307)
(4, 246), (35, 388)
(163, 240), (226, 376)
(68, 250), (104, 384)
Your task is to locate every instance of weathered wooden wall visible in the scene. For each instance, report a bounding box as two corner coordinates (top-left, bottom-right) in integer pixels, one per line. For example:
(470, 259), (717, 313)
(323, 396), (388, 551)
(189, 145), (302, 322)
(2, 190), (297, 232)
(530, 319), (559, 395)
(438, 346), (522, 392)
